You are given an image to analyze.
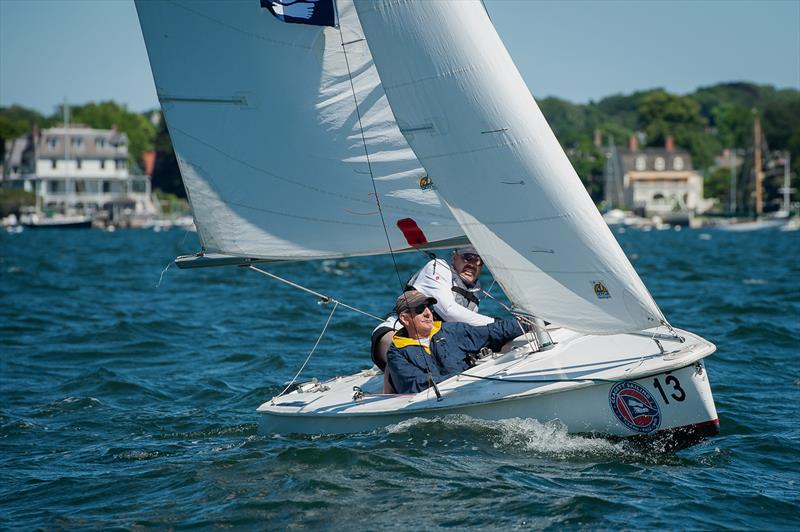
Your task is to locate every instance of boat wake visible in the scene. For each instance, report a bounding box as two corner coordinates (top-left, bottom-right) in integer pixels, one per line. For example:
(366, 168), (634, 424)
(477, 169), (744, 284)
(384, 415), (627, 459)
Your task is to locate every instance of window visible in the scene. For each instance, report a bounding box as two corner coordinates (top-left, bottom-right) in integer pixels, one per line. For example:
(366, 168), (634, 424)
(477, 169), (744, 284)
(115, 159), (127, 170)
(652, 193), (665, 202)
(635, 156), (646, 171)
(95, 137), (107, 148)
(673, 156), (684, 170)
(51, 160), (57, 169)
(48, 180), (66, 194)
(103, 180), (123, 194)
(654, 157), (665, 171)
(100, 160), (106, 169)
(71, 137), (83, 150)
(131, 179), (147, 193)
(47, 137), (58, 149)
(76, 159), (82, 169)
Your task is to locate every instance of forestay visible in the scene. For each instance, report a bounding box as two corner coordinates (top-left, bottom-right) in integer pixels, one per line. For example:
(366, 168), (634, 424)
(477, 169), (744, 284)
(135, 0), (463, 260)
(354, 0), (665, 334)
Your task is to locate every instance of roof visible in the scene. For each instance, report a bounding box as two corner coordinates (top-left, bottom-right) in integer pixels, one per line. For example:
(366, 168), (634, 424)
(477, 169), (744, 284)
(37, 126), (128, 159)
(620, 148), (695, 174)
(3, 134), (33, 167)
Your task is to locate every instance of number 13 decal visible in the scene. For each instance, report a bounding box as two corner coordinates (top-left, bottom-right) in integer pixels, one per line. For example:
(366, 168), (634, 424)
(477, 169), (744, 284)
(653, 375), (686, 404)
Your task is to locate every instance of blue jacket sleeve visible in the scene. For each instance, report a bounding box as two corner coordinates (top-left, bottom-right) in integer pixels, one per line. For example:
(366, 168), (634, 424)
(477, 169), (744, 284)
(451, 318), (524, 354)
(387, 345), (449, 394)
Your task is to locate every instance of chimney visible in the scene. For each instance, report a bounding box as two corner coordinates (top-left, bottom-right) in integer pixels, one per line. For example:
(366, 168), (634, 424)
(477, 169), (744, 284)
(665, 135), (674, 151)
(628, 135), (638, 152)
(593, 129), (602, 148)
(142, 151), (156, 176)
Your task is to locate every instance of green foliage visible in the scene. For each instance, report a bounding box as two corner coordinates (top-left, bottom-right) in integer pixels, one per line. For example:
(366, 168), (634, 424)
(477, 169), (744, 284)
(153, 189), (189, 215)
(0, 106), (52, 163)
(637, 90), (707, 146)
(711, 102), (752, 148)
(62, 101), (156, 168)
(151, 116), (184, 197)
(0, 189), (36, 217)
(538, 83), (799, 205)
(705, 167), (732, 208)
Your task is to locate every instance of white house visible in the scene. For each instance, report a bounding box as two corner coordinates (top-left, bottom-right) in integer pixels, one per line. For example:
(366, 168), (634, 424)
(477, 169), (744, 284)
(2, 125), (155, 218)
(618, 135), (713, 222)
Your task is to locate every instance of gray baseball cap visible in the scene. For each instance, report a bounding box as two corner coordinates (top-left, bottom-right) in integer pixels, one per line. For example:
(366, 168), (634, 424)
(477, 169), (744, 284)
(395, 290), (437, 314)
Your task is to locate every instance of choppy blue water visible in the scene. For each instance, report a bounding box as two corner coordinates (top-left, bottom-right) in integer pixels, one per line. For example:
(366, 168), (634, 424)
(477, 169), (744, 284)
(1, 226), (798, 529)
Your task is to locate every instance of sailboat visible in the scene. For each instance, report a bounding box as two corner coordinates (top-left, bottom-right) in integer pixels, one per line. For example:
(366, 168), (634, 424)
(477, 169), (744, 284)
(720, 114), (790, 231)
(136, 0), (719, 448)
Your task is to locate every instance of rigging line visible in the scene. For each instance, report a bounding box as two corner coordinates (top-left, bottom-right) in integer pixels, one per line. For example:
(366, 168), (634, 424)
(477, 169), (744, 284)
(337, 23), (407, 295)
(478, 288), (541, 352)
(248, 265), (382, 321)
(275, 301), (339, 400)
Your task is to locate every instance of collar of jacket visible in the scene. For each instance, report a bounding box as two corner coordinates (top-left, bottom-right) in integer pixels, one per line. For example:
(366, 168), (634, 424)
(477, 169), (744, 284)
(392, 321), (443, 353)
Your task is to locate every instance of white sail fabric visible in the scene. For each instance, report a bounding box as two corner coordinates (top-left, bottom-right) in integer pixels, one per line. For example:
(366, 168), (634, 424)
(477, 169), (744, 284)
(135, 0), (463, 260)
(354, 0), (665, 334)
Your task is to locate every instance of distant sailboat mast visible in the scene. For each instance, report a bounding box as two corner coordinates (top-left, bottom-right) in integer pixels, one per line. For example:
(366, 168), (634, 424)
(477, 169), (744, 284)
(781, 150), (792, 215)
(753, 112), (763, 216)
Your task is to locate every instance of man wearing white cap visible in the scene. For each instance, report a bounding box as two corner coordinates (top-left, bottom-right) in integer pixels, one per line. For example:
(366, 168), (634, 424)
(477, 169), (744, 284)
(370, 246), (494, 376)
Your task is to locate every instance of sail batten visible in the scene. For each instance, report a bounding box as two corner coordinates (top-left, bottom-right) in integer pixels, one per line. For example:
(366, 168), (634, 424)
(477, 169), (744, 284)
(354, 0), (665, 334)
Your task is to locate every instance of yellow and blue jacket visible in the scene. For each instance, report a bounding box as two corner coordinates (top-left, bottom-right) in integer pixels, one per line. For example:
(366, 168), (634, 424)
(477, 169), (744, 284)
(387, 318), (522, 394)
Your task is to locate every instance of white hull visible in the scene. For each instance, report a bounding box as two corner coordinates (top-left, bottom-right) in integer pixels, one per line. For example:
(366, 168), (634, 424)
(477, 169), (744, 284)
(717, 218), (787, 232)
(259, 327), (718, 448)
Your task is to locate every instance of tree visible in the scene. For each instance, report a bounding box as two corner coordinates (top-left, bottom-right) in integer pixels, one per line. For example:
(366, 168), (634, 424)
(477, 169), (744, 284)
(0, 106), (49, 165)
(637, 90), (706, 144)
(150, 115), (184, 197)
(704, 167), (732, 208)
(637, 90), (720, 167)
(711, 102), (752, 149)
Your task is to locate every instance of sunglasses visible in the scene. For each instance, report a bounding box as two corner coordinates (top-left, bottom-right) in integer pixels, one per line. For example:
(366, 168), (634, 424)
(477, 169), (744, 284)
(411, 303), (432, 315)
(460, 253), (482, 265)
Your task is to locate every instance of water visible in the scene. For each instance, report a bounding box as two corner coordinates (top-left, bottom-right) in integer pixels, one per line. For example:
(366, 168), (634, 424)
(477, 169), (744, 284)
(1, 227), (798, 529)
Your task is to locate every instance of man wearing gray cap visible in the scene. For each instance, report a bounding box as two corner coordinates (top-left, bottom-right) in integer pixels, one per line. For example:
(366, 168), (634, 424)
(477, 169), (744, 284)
(387, 290), (523, 394)
(370, 246), (493, 374)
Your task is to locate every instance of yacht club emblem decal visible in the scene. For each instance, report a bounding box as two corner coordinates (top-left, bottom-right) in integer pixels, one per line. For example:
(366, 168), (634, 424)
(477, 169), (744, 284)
(592, 280), (611, 299)
(419, 175), (435, 190)
(608, 382), (661, 433)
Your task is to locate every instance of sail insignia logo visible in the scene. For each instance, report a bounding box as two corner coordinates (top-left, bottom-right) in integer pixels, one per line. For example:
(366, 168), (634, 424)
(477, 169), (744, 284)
(419, 175), (436, 191)
(592, 280), (611, 299)
(608, 382), (661, 433)
(260, 0), (335, 27)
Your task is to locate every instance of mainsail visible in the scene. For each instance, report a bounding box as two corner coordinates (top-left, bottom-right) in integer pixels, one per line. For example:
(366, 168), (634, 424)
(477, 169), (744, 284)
(135, 0), (463, 260)
(354, 0), (665, 334)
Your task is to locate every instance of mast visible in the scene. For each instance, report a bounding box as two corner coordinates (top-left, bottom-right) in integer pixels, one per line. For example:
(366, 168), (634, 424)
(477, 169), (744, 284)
(782, 150), (791, 214)
(729, 149), (737, 213)
(63, 98), (71, 213)
(753, 112), (763, 216)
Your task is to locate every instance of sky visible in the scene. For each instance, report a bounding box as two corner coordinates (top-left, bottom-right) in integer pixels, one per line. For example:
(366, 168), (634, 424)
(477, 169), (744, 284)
(1, 0), (798, 116)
